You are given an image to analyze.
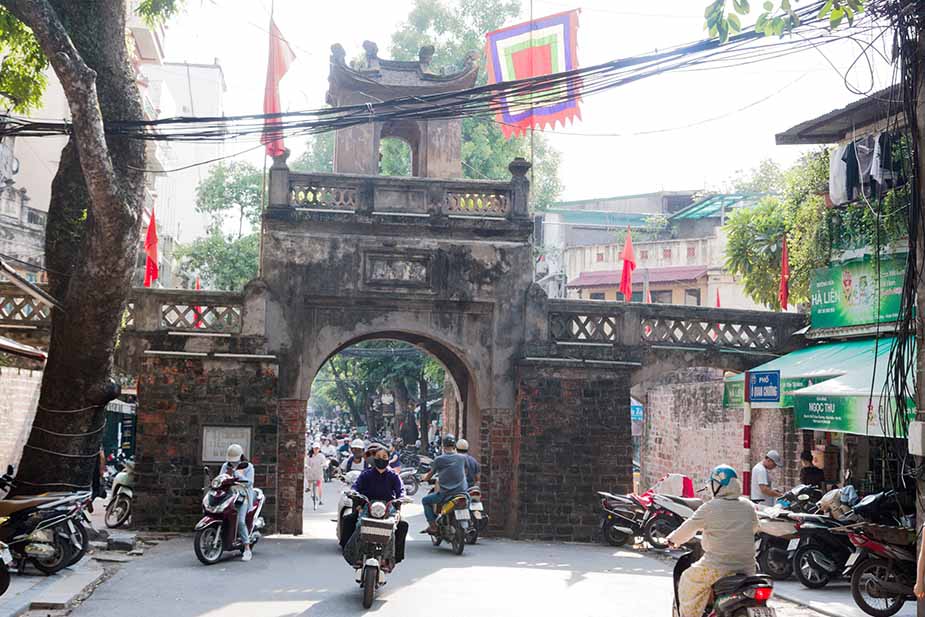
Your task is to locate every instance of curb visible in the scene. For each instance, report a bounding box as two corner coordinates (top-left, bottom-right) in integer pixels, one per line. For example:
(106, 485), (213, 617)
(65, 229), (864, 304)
(774, 590), (849, 617)
(0, 558), (104, 617)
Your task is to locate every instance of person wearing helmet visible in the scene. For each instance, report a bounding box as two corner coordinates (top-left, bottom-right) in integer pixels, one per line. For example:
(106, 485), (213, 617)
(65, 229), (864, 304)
(305, 442), (327, 505)
(455, 438), (481, 486)
(220, 444), (256, 561)
(341, 438), (368, 473)
(420, 434), (468, 534)
(667, 465), (759, 617)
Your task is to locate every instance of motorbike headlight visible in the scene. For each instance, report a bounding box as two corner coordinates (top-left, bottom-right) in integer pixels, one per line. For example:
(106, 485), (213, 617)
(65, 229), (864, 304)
(211, 478), (222, 489)
(369, 501), (387, 519)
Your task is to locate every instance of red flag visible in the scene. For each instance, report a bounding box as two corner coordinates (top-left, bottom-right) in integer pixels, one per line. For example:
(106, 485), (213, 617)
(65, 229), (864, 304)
(194, 276), (203, 328)
(143, 208), (158, 288)
(619, 228), (636, 302)
(715, 289), (721, 308)
(778, 237), (790, 310)
(261, 17), (296, 157)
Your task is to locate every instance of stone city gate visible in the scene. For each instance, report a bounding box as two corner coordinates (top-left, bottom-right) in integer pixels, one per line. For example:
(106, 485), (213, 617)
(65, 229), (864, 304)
(0, 42), (807, 540)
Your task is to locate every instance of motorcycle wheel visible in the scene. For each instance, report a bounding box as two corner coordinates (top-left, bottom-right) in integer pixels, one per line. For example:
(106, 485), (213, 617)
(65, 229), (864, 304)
(30, 534), (72, 575)
(793, 545), (833, 589)
(105, 494), (132, 529)
(465, 525), (479, 545)
(602, 520), (629, 548)
(63, 521), (89, 568)
(193, 527), (224, 565)
(361, 565), (377, 609)
(403, 475), (419, 497)
(451, 523), (465, 555)
(850, 558), (906, 617)
(0, 561), (8, 597)
(643, 515), (677, 550)
(757, 546), (792, 581)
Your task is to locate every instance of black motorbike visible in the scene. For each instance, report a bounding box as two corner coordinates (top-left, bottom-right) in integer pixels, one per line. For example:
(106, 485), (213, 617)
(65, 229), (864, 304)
(344, 491), (410, 609)
(776, 484), (823, 514)
(597, 491), (648, 547)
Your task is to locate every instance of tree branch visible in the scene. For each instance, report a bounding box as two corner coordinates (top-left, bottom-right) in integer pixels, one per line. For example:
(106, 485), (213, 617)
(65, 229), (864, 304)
(2, 0), (119, 208)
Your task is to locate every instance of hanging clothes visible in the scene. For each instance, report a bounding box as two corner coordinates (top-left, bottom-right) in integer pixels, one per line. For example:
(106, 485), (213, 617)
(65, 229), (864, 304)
(854, 134), (876, 186)
(842, 142), (862, 201)
(829, 144), (849, 206)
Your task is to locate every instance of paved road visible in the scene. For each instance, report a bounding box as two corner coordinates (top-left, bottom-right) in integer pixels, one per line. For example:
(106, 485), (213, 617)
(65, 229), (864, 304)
(69, 491), (817, 617)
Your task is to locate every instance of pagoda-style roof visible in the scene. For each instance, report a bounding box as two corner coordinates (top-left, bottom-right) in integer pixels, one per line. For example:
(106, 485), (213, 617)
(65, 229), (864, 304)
(326, 41), (479, 104)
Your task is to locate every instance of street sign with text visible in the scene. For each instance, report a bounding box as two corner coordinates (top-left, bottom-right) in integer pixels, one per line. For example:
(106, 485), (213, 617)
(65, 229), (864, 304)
(747, 370), (781, 404)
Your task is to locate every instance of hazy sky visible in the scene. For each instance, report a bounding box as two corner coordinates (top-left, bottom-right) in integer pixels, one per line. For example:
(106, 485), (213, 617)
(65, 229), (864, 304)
(163, 0), (893, 202)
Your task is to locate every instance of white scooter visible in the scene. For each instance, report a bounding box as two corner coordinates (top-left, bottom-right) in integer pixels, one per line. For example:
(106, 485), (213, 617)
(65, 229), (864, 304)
(105, 459), (134, 528)
(335, 469), (363, 545)
(644, 492), (703, 549)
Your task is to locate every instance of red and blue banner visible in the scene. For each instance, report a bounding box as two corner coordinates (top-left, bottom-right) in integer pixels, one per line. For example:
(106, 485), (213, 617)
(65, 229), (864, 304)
(485, 9), (581, 139)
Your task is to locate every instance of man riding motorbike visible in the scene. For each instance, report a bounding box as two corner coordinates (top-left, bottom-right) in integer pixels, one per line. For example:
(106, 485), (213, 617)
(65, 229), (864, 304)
(455, 439), (480, 486)
(341, 439), (368, 473)
(667, 465), (759, 617)
(420, 434), (468, 535)
(342, 444), (408, 571)
(219, 444), (256, 562)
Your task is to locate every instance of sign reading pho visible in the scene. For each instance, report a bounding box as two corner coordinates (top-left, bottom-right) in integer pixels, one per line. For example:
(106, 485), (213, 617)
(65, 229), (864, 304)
(747, 370), (781, 405)
(810, 254), (906, 329)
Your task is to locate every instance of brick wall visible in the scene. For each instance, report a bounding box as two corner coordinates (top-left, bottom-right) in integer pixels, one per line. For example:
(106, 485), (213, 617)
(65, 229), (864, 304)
(480, 407), (515, 536)
(510, 363), (633, 541)
(0, 367), (42, 473)
(135, 356), (289, 532)
(277, 399), (306, 534)
(640, 368), (801, 495)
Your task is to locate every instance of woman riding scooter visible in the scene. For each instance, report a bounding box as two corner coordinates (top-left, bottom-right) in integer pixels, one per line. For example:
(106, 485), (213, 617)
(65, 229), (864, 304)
(220, 444), (255, 562)
(668, 465), (759, 617)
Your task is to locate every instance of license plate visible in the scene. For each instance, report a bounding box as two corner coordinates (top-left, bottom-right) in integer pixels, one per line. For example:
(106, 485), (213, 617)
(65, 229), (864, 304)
(470, 502), (484, 511)
(846, 552), (860, 567)
(787, 539), (800, 551)
(747, 608), (776, 617)
(455, 509), (470, 520)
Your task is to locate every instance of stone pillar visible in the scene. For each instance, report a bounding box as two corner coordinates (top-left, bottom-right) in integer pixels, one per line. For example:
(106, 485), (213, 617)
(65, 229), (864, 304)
(276, 399), (306, 535)
(508, 157), (531, 220)
(267, 150), (291, 212)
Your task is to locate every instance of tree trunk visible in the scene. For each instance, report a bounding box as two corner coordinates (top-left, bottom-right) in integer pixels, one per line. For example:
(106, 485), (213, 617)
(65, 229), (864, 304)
(4, 0), (145, 494)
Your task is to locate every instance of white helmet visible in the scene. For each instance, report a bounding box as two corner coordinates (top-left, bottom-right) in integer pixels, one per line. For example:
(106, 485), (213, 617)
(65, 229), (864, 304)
(350, 438), (365, 449)
(226, 443), (243, 463)
(456, 438), (469, 452)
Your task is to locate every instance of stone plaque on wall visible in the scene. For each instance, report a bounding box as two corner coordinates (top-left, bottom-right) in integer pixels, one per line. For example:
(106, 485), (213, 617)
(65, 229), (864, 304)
(363, 252), (431, 289)
(201, 426), (252, 462)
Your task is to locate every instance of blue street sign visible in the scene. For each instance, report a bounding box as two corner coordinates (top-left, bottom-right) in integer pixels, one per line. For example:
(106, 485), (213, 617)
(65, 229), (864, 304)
(747, 370), (781, 404)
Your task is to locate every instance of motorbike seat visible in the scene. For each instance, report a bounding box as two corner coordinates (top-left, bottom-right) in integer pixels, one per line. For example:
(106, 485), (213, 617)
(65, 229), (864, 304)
(0, 495), (62, 516)
(712, 574), (772, 595)
(665, 495), (703, 510)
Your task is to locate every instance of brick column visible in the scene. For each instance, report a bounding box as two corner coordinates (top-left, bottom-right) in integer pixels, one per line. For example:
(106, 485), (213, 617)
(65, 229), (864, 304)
(276, 399), (306, 535)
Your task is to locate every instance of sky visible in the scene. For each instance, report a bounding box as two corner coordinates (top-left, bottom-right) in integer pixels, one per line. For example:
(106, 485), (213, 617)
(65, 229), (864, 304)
(162, 0), (894, 207)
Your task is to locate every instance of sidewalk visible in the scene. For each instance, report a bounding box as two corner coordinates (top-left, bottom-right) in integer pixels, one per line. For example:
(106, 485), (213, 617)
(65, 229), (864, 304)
(0, 557), (104, 617)
(775, 579), (916, 617)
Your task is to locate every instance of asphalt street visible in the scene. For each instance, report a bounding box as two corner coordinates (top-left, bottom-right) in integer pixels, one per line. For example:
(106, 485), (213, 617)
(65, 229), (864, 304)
(68, 487), (817, 617)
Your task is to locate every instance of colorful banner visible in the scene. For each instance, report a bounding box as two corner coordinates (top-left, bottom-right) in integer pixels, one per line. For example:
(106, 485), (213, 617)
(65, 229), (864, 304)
(810, 254), (906, 329)
(793, 395), (914, 437)
(485, 10), (581, 139)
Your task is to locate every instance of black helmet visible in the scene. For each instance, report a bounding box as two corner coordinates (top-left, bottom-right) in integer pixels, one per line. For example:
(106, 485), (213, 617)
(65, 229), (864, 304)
(442, 434), (457, 448)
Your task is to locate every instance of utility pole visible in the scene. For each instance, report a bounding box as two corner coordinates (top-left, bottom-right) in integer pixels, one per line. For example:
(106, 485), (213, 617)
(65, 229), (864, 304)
(913, 18), (924, 617)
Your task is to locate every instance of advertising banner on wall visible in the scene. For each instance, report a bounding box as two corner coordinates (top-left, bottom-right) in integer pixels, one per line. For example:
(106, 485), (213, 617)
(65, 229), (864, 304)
(793, 394), (913, 438)
(810, 253), (907, 329)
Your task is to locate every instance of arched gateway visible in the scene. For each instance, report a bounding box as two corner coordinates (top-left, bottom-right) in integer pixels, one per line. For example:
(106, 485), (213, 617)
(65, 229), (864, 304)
(107, 44), (806, 540)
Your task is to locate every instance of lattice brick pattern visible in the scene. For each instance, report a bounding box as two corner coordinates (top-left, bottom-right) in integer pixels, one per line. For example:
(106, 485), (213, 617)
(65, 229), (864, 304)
(641, 318), (777, 350)
(161, 303), (242, 332)
(445, 191), (509, 216)
(549, 312), (619, 342)
(0, 293), (50, 323)
(290, 182), (358, 210)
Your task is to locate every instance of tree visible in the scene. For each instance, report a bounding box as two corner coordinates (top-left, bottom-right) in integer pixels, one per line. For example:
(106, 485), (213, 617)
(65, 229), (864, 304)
(727, 159), (785, 194)
(175, 233), (259, 291)
(1, 0), (180, 494)
(388, 0), (563, 210)
(195, 161), (262, 239)
(290, 133), (334, 174)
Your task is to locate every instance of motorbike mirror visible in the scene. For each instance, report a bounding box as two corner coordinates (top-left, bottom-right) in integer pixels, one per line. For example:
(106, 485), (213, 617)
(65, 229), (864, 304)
(5, 465), (12, 476)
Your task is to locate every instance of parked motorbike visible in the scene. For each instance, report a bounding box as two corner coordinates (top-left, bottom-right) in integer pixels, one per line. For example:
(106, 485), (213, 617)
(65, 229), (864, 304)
(464, 486), (488, 544)
(755, 506), (799, 580)
(776, 484), (823, 513)
(0, 541), (10, 597)
(424, 487), (470, 555)
(841, 523), (917, 617)
(597, 490), (649, 547)
(105, 459), (134, 528)
(193, 467), (265, 565)
(673, 538), (776, 617)
(645, 493), (702, 549)
(343, 490), (411, 608)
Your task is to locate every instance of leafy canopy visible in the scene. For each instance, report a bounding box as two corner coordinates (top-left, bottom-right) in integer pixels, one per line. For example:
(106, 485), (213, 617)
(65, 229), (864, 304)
(704, 0), (863, 43)
(175, 231), (258, 291)
(194, 161), (263, 237)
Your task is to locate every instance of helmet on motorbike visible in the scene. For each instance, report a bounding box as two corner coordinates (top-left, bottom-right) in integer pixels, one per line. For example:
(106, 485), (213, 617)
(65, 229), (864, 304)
(442, 434), (457, 448)
(226, 444), (244, 463)
(350, 438), (365, 450)
(456, 438), (469, 452)
(709, 464), (738, 496)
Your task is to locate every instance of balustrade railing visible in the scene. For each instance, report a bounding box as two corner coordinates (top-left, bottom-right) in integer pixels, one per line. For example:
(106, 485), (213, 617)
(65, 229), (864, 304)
(0, 284), (51, 327)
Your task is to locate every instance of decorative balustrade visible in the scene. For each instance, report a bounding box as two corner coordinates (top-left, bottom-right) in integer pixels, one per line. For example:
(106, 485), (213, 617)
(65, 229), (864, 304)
(290, 176), (359, 211)
(546, 299), (806, 354)
(445, 189), (509, 216)
(0, 284), (51, 327)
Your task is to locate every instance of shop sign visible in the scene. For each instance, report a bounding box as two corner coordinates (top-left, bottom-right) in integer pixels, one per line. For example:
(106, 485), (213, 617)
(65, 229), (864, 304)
(793, 395), (913, 437)
(630, 401), (644, 422)
(810, 254), (906, 329)
(747, 370), (780, 404)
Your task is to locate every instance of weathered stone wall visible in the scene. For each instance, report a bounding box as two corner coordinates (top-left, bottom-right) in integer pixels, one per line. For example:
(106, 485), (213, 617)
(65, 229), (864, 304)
(480, 407), (515, 535)
(510, 363), (633, 541)
(0, 367), (42, 474)
(749, 407), (801, 491)
(134, 356), (294, 533)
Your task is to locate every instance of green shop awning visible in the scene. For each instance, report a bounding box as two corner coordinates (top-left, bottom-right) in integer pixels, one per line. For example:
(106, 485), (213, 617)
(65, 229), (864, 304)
(790, 337), (914, 437)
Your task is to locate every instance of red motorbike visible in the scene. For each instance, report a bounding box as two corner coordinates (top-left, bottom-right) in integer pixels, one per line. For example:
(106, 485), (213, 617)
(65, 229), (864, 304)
(193, 468), (265, 565)
(840, 523), (917, 617)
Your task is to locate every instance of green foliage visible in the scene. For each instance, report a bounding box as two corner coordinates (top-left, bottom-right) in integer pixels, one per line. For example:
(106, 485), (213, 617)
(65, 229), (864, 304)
(195, 161), (262, 238)
(290, 133), (334, 173)
(0, 8), (48, 112)
(704, 0), (862, 42)
(175, 232), (258, 291)
(388, 0), (562, 210)
(728, 159), (785, 194)
(380, 138), (413, 176)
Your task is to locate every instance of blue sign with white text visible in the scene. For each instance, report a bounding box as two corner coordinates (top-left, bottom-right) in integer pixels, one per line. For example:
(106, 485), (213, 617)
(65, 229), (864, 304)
(748, 370), (781, 404)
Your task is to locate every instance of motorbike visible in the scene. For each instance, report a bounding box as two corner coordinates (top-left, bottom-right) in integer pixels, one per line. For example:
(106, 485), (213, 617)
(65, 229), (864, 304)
(335, 469), (363, 545)
(755, 506), (798, 581)
(776, 484), (823, 514)
(0, 541), (10, 597)
(674, 538), (776, 617)
(105, 459), (134, 528)
(840, 523), (916, 617)
(193, 467), (265, 565)
(343, 490), (411, 608)
(597, 490), (649, 547)
(645, 492), (702, 549)
(399, 468), (420, 497)
(464, 486), (488, 544)
(424, 487), (470, 555)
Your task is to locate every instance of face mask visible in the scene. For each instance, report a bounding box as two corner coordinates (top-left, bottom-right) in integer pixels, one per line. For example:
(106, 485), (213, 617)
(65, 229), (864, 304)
(373, 458), (389, 470)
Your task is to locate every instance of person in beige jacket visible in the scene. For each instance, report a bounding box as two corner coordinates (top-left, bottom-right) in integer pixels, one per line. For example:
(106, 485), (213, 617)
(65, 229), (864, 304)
(668, 465), (759, 617)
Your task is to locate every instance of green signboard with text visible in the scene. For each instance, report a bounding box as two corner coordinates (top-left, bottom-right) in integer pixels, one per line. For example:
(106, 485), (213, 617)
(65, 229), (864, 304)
(810, 254), (907, 329)
(793, 395), (913, 438)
